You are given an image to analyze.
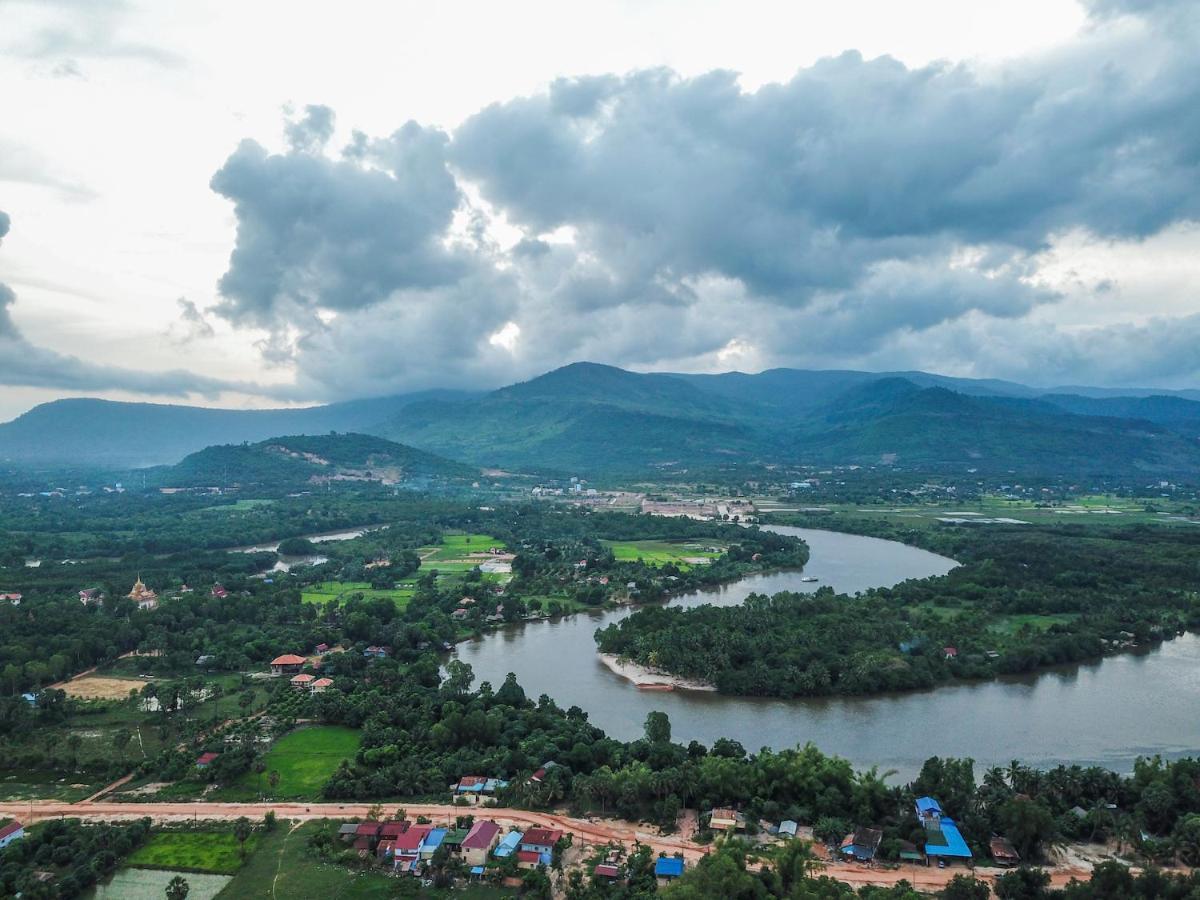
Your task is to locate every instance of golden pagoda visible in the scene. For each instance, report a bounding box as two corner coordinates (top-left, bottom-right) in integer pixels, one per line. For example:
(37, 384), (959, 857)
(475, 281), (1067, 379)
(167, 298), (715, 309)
(128, 576), (158, 610)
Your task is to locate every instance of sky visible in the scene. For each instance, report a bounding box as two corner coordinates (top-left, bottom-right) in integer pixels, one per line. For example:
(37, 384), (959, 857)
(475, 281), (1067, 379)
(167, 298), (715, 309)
(0, 0), (1198, 420)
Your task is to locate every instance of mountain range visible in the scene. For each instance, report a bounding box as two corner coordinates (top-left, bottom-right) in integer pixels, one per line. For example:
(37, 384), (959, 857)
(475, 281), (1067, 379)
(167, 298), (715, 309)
(2, 363), (1199, 477)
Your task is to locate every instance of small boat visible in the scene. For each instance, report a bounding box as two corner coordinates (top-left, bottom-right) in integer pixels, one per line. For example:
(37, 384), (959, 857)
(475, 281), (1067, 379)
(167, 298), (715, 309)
(637, 683), (675, 691)
(800, 576), (819, 582)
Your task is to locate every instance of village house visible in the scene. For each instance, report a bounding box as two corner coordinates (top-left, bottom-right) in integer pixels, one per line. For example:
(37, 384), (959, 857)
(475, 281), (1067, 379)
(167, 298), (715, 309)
(363, 645), (389, 659)
(391, 824), (433, 873)
(314, 642), (329, 654)
(840, 826), (883, 862)
(708, 808), (743, 831)
(915, 797), (973, 866)
(493, 830), (523, 859)
(460, 820), (501, 867)
(943, 646), (959, 660)
(453, 775), (508, 803)
(78, 588), (103, 606)
(290, 673), (315, 691)
(309, 677), (333, 694)
(211, 584), (229, 599)
(990, 836), (1021, 867)
(270, 654), (306, 675)
(654, 855), (685, 884)
(1, 592), (22, 606)
(517, 827), (560, 868)
(0, 820), (25, 849)
(195, 752), (219, 769)
(594, 863), (623, 882)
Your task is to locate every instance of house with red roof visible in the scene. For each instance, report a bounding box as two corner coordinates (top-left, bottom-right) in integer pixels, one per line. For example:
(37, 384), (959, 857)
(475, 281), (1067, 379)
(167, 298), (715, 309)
(195, 752), (220, 768)
(290, 673), (315, 691)
(516, 849), (543, 869)
(1, 592), (22, 606)
(0, 820), (25, 849)
(460, 820), (501, 866)
(211, 584), (229, 599)
(309, 677), (334, 694)
(270, 654), (305, 675)
(943, 646), (958, 659)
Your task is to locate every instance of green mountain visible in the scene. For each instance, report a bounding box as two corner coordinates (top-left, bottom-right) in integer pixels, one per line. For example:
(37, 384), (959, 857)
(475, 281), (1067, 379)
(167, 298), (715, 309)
(788, 380), (1200, 474)
(3, 362), (1200, 477)
(151, 433), (476, 489)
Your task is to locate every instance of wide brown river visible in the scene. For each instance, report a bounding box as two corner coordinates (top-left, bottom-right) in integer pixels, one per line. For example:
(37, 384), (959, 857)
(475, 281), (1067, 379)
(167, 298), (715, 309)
(455, 526), (1200, 778)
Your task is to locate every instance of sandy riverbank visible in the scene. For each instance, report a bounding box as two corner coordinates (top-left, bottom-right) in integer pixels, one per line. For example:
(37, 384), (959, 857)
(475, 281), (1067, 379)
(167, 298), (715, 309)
(598, 653), (717, 692)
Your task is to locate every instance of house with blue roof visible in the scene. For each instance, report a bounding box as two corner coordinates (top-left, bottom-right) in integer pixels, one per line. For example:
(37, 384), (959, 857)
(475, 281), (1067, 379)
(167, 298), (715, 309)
(924, 817), (972, 864)
(654, 856), (685, 882)
(915, 796), (972, 865)
(493, 830), (523, 858)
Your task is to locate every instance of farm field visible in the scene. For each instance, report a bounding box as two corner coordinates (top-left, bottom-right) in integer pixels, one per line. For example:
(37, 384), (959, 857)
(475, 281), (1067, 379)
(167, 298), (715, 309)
(0, 770), (99, 801)
(300, 580), (414, 609)
(127, 831), (256, 875)
(91, 868), (231, 900)
(419, 532), (508, 572)
(59, 673), (153, 701)
(758, 495), (1199, 529)
(227, 726), (360, 800)
(602, 539), (724, 568)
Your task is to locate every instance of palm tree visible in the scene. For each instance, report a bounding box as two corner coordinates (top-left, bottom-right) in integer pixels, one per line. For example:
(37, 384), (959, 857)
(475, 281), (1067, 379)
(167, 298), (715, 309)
(165, 875), (189, 900)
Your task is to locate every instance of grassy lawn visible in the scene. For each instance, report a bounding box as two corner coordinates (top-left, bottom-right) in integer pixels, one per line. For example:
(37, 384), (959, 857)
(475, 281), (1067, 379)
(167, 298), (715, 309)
(602, 539), (724, 568)
(300, 580), (413, 610)
(227, 726), (360, 800)
(219, 822), (516, 899)
(128, 831), (256, 875)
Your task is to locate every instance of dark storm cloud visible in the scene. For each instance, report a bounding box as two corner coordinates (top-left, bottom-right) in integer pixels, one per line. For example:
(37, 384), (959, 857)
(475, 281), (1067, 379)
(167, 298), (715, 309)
(0, 210), (249, 396)
(205, 0), (1200, 394)
(209, 125), (466, 336)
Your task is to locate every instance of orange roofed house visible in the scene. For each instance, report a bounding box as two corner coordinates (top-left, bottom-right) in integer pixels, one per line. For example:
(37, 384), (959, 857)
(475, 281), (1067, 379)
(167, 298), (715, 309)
(270, 654), (306, 675)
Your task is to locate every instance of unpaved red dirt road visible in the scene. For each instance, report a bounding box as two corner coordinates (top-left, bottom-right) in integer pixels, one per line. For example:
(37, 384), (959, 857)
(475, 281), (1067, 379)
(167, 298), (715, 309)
(0, 799), (1093, 892)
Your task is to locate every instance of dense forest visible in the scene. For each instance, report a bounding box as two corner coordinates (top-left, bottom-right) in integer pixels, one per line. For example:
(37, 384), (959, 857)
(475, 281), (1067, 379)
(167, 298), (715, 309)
(596, 521), (1200, 697)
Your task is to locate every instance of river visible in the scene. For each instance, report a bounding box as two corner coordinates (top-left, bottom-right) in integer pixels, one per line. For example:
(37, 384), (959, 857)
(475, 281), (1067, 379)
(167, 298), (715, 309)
(455, 526), (1200, 779)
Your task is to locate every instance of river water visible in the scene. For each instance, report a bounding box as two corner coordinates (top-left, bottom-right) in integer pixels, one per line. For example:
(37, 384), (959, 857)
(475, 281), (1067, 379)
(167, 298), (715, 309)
(456, 526), (1200, 778)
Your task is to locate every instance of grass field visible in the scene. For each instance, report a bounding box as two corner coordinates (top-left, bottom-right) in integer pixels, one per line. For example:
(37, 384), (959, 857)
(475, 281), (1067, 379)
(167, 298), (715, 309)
(217, 822), (514, 899)
(300, 580), (413, 609)
(128, 832), (256, 875)
(419, 532), (508, 572)
(91, 868), (232, 900)
(602, 539), (724, 568)
(988, 613), (1080, 635)
(0, 770), (99, 801)
(229, 726), (360, 799)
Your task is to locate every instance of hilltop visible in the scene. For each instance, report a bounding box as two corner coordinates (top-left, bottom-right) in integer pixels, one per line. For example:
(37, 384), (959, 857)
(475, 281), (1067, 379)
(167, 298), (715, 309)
(150, 433), (477, 490)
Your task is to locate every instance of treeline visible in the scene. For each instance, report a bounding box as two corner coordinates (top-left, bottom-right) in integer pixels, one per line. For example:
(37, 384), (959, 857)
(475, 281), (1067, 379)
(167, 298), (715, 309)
(0, 817), (151, 899)
(596, 522), (1200, 697)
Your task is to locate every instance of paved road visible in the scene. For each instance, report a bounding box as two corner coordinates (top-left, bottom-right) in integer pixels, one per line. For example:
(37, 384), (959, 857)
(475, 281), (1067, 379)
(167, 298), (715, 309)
(0, 799), (1094, 891)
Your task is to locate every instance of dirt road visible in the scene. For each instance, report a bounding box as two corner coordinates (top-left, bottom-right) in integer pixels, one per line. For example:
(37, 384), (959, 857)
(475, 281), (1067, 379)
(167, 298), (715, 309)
(0, 799), (1093, 892)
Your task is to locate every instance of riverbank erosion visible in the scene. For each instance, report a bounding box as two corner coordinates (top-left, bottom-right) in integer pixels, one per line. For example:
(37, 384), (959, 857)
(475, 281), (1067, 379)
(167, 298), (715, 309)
(598, 652), (716, 691)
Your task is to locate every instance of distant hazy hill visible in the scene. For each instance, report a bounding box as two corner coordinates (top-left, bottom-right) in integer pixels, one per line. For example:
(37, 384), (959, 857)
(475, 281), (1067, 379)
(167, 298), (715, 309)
(0, 391), (472, 468)
(3, 362), (1200, 476)
(152, 433), (476, 489)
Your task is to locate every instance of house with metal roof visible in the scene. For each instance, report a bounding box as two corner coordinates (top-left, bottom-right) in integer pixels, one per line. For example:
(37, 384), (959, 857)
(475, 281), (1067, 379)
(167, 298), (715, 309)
(924, 817), (972, 863)
(493, 830), (524, 858)
(654, 855), (685, 881)
(840, 826), (883, 862)
(777, 820), (798, 838)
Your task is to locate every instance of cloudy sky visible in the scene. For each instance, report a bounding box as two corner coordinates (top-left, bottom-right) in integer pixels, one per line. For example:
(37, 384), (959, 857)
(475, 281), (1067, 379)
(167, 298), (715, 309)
(0, 0), (1197, 419)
